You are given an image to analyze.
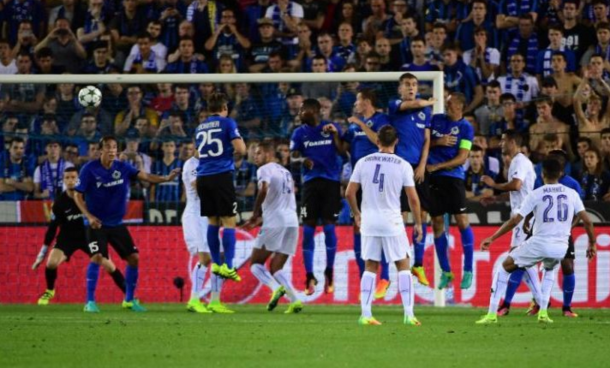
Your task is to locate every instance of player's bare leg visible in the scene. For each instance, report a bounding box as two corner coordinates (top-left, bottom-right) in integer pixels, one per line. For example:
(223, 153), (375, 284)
(396, 256), (420, 326)
(187, 252), (212, 314)
(37, 249), (67, 305)
(359, 260), (382, 325)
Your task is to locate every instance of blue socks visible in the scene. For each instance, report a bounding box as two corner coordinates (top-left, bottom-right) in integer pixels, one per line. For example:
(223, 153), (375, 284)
(125, 265), (138, 302)
(413, 223), (427, 267)
(303, 225), (315, 274)
(323, 224), (337, 270)
(504, 268), (525, 305)
(86, 263), (100, 302)
(222, 228), (236, 269)
(353, 233), (364, 277)
(434, 234), (451, 272)
(460, 226), (474, 272)
(563, 273), (576, 308)
(207, 225), (221, 265)
(380, 252), (390, 281)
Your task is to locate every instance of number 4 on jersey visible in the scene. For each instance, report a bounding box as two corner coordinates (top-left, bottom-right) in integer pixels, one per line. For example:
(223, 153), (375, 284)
(372, 164), (384, 192)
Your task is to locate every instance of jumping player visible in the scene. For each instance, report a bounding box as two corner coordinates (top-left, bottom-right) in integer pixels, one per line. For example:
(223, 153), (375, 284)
(243, 142), (303, 314)
(33, 167), (126, 305)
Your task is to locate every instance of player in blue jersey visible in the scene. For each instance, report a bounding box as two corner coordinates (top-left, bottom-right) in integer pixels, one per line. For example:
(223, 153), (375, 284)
(290, 98), (345, 295)
(195, 93), (247, 282)
(426, 92), (476, 290)
(498, 150), (590, 318)
(343, 88), (393, 299)
(74, 136), (181, 313)
(389, 72), (435, 287)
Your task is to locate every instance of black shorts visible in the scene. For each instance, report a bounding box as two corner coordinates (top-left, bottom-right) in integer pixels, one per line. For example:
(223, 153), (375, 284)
(196, 172), (237, 217)
(428, 175), (468, 217)
(86, 225), (138, 259)
(400, 170), (431, 213)
(564, 235), (575, 260)
(55, 237), (91, 261)
(301, 178), (341, 223)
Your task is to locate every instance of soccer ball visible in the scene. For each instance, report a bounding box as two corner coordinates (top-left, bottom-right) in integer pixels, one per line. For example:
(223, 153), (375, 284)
(78, 85), (102, 108)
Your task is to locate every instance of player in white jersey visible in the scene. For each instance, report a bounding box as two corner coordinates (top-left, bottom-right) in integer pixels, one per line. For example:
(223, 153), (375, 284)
(346, 125), (423, 326)
(182, 150), (232, 314)
(243, 142), (303, 314)
(481, 130), (542, 316)
(477, 158), (596, 324)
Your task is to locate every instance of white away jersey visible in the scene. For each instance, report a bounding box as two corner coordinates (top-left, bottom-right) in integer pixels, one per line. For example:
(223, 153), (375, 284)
(258, 162), (298, 228)
(350, 152), (415, 236)
(508, 153), (536, 215)
(182, 157), (199, 214)
(518, 184), (585, 245)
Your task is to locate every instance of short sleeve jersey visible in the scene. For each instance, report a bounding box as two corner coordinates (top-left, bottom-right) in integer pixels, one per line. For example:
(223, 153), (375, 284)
(428, 114), (474, 179)
(342, 112), (388, 167)
(350, 152), (415, 237)
(389, 102), (432, 165)
(257, 162), (299, 228)
(290, 121), (343, 183)
(75, 159), (139, 227)
(508, 153), (536, 215)
(182, 157), (199, 215)
(195, 115), (242, 176)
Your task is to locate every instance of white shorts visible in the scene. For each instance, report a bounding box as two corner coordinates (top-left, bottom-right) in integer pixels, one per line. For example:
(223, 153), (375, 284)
(182, 212), (209, 256)
(510, 237), (567, 270)
(510, 218), (526, 248)
(362, 232), (411, 263)
(254, 227), (298, 256)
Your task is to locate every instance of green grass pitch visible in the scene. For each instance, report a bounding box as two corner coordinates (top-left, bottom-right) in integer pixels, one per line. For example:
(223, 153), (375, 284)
(1, 304), (609, 368)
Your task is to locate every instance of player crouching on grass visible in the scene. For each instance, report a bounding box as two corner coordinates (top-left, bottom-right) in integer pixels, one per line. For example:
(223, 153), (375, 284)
(476, 158), (596, 324)
(346, 125), (423, 326)
(33, 167), (126, 305)
(242, 142), (303, 314)
(74, 136), (181, 313)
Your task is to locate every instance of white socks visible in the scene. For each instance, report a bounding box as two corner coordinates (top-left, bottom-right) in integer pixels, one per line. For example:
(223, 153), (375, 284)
(540, 267), (557, 311)
(190, 263), (207, 300)
(523, 266), (542, 306)
(210, 273), (223, 303)
(251, 263), (281, 291)
(360, 271), (376, 318)
(273, 269), (299, 303)
(488, 267), (510, 314)
(398, 270), (415, 318)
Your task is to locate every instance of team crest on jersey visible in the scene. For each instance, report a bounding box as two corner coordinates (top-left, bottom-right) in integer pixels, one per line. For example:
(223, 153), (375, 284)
(321, 131), (331, 138)
(366, 120), (373, 127)
(418, 112), (426, 120)
(451, 126), (460, 135)
(112, 170), (121, 179)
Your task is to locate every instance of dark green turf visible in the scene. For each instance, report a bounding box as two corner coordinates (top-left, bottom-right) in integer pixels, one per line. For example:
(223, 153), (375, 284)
(1, 304), (609, 368)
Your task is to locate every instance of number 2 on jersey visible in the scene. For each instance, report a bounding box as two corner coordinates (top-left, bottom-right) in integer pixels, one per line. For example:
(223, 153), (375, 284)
(196, 128), (224, 158)
(542, 194), (568, 223)
(372, 164), (384, 192)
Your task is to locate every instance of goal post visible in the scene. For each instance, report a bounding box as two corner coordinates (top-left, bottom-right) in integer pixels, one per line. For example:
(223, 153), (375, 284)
(0, 71), (448, 307)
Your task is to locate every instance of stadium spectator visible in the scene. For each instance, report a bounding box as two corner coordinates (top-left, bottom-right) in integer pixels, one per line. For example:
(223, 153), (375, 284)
(601, 128), (610, 169)
(234, 148), (257, 214)
(536, 25), (577, 79)
(302, 56), (338, 99)
(548, 52), (581, 108)
(461, 27), (500, 84)
(230, 83), (263, 138)
(580, 147), (610, 200)
(248, 18), (283, 73)
(165, 37), (209, 74)
(442, 43), (483, 113)
(63, 143), (80, 168)
(204, 8), (250, 72)
(34, 17), (86, 73)
(47, 0), (85, 33)
(469, 134), (501, 177)
(562, 0), (595, 62)
(114, 85), (159, 135)
(76, 0), (108, 50)
(30, 114), (60, 158)
(33, 140), (73, 199)
(74, 113), (102, 156)
(0, 137), (35, 200)
(244, 0), (272, 45)
(575, 82), (610, 149)
(397, 14), (420, 65)
(335, 22), (355, 64)
(123, 32), (166, 74)
(55, 83), (79, 129)
(497, 53), (539, 105)
(3, 52), (45, 114)
(11, 21), (39, 57)
(81, 41), (114, 74)
(110, 0), (147, 68)
(127, 21), (168, 65)
(530, 97), (571, 156)
(4, 0), (45, 46)
(1, 114), (19, 150)
(587, 0), (610, 27)
(150, 139), (183, 202)
(465, 145), (496, 201)
(264, 0), (304, 58)
(573, 137), (593, 181)
(157, 0), (187, 53)
(333, 0), (362, 36)
(66, 102), (114, 137)
(584, 22), (610, 69)
(383, 0), (409, 44)
(488, 92), (526, 137)
(35, 47), (64, 75)
(425, 23), (447, 66)
(362, 0), (389, 40)
(186, 0), (224, 54)
(0, 38), (17, 74)
(474, 81), (503, 137)
(375, 37), (398, 71)
(178, 140), (195, 162)
(299, 0), (326, 33)
(505, 15), (540, 75)
(349, 37), (372, 70)
(456, 0), (497, 52)
(154, 110), (188, 146)
(536, 77), (576, 128)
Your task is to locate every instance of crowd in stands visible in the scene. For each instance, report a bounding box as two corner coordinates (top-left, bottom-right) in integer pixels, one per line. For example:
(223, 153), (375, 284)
(1, 0), (610, 217)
